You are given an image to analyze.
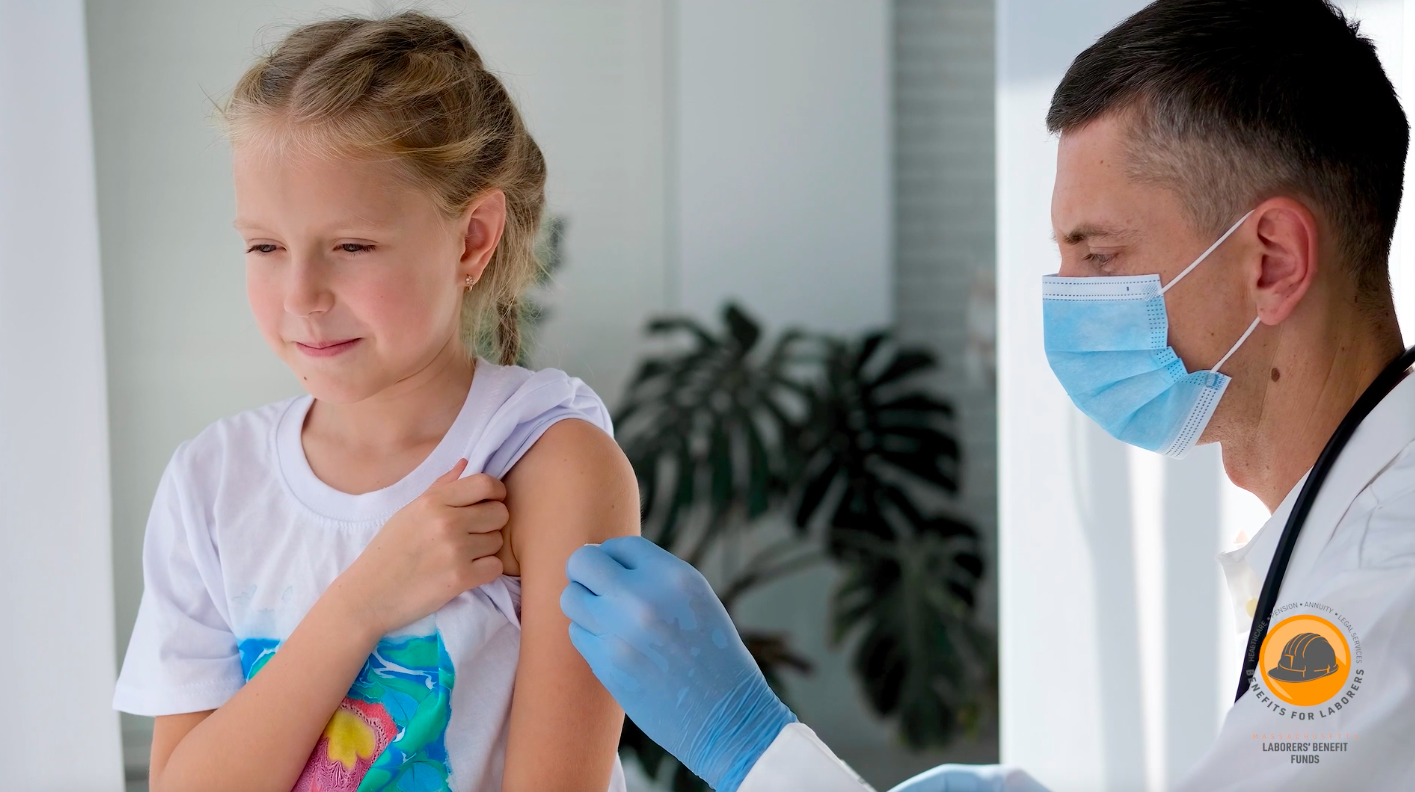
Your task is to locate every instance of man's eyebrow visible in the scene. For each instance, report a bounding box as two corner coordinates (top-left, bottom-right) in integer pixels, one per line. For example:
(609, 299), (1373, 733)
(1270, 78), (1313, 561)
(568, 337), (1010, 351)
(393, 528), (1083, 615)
(1056, 224), (1130, 245)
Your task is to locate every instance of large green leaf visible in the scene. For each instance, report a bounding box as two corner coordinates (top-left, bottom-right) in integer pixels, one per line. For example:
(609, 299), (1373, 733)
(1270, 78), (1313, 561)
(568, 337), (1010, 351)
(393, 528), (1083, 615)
(831, 501), (993, 749)
(790, 332), (992, 747)
(614, 303), (810, 558)
(794, 332), (964, 540)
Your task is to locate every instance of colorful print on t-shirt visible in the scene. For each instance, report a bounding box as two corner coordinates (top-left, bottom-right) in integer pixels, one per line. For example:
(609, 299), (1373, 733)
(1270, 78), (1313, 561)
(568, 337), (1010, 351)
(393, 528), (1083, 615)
(238, 632), (456, 792)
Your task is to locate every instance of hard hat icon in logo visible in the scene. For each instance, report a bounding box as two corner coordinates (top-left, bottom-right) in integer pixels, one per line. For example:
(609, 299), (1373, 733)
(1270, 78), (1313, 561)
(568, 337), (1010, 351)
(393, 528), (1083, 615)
(1268, 632), (1340, 682)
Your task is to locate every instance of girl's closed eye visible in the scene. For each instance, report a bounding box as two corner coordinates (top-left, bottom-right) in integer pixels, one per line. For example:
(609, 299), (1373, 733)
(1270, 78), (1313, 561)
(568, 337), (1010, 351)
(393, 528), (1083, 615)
(242, 242), (375, 255)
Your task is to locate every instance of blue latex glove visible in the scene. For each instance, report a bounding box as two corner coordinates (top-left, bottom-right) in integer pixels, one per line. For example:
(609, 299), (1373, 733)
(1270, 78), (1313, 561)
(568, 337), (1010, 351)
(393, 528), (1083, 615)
(560, 536), (797, 792)
(887, 764), (1051, 792)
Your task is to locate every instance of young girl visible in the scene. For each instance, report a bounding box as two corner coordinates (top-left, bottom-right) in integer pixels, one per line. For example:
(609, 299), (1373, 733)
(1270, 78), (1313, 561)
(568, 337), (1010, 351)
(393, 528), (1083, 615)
(112, 12), (636, 792)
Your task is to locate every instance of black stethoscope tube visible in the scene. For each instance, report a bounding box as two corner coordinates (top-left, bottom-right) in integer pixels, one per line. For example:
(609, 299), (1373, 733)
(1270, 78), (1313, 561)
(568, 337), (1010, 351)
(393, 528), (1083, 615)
(1235, 345), (1415, 702)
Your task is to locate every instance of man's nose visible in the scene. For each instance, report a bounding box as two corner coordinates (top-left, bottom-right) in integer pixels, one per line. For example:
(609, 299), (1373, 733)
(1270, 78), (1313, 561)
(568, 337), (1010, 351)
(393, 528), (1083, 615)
(1055, 252), (1087, 278)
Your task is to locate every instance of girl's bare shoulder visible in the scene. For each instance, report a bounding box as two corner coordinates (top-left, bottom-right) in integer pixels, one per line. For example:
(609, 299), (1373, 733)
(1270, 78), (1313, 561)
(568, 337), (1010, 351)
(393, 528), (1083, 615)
(497, 418), (639, 576)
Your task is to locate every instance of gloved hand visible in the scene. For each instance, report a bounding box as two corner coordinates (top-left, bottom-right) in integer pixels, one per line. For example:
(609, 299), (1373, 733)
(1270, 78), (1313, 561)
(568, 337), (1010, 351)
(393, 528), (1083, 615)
(560, 536), (797, 792)
(887, 764), (1051, 792)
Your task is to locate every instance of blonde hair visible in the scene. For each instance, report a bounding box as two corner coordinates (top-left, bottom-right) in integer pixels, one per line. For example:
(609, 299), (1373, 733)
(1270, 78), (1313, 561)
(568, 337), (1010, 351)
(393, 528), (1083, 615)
(223, 11), (547, 365)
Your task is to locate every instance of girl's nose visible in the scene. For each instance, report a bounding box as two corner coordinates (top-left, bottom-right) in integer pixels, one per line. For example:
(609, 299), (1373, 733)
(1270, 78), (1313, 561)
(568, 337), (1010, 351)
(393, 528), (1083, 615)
(283, 253), (335, 317)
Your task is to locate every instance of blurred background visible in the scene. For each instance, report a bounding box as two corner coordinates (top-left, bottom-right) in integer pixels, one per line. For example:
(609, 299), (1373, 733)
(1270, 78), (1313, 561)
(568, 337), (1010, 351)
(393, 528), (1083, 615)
(4, 0), (1415, 791)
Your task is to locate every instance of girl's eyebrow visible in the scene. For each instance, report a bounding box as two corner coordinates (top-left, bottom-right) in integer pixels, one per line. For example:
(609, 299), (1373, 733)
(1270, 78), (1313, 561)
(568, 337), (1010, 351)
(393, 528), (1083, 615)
(231, 218), (395, 236)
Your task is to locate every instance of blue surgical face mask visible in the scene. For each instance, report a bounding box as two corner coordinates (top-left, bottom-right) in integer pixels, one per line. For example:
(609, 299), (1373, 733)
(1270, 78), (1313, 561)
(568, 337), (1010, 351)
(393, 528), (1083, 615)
(1042, 211), (1260, 459)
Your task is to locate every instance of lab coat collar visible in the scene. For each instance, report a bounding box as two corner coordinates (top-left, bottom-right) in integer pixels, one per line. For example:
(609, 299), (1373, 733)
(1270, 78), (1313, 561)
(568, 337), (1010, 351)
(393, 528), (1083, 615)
(1217, 370), (1415, 625)
(1216, 476), (1300, 634)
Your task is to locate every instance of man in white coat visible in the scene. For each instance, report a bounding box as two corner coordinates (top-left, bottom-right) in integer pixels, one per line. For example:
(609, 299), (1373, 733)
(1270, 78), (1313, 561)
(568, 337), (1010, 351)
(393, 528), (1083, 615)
(559, 0), (1415, 789)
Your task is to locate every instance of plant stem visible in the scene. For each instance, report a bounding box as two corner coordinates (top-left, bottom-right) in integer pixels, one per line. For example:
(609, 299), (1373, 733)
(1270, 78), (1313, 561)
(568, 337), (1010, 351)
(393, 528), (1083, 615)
(684, 516), (718, 569)
(745, 536), (806, 570)
(719, 550), (826, 612)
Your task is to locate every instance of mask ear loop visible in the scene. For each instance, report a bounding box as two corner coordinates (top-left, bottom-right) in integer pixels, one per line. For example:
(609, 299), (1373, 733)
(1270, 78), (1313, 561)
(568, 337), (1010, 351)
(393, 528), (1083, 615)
(1158, 209), (1256, 295)
(1211, 317), (1262, 375)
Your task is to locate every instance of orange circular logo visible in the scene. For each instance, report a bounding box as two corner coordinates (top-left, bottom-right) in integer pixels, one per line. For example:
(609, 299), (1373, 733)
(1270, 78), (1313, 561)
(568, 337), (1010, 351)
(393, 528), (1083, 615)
(1259, 614), (1352, 708)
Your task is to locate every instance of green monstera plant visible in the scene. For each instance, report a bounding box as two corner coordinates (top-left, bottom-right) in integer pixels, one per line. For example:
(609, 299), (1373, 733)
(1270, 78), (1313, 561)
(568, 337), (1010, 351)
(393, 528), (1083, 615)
(515, 214), (567, 367)
(612, 303), (994, 790)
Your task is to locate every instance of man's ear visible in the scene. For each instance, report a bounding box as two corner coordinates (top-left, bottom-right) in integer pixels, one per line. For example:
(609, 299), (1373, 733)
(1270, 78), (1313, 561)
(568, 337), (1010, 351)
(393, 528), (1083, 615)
(1250, 196), (1318, 326)
(459, 189), (508, 283)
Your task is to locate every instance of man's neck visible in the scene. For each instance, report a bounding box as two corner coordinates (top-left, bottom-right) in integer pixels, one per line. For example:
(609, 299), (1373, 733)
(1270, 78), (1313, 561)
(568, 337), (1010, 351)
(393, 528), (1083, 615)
(1220, 307), (1403, 511)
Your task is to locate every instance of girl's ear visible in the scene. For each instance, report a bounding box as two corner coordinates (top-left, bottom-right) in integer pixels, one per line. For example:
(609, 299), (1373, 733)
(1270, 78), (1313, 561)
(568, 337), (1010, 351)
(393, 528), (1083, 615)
(460, 189), (508, 283)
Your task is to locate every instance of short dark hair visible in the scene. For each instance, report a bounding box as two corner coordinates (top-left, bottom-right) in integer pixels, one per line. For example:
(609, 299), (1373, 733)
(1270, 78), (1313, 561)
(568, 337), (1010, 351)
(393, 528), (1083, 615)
(1048, 0), (1409, 305)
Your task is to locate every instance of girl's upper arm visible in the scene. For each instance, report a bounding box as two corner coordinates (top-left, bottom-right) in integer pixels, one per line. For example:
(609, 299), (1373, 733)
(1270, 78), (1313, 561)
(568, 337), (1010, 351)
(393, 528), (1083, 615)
(499, 418), (639, 792)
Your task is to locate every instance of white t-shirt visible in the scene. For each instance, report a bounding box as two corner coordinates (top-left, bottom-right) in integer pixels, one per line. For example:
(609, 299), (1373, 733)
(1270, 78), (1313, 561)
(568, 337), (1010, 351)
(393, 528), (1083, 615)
(114, 360), (627, 792)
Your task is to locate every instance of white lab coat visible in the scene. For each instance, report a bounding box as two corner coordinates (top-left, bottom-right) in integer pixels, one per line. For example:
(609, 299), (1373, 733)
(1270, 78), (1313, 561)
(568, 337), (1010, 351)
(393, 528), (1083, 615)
(739, 374), (1415, 792)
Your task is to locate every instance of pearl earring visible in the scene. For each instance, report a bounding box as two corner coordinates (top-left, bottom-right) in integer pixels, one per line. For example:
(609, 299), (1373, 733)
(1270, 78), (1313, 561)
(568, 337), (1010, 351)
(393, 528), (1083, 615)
(465, 274), (476, 289)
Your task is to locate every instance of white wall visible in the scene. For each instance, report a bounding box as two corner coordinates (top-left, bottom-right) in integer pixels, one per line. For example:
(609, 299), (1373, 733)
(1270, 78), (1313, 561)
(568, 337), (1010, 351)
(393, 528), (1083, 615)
(1343, 0), (1415, 346)
(997, 2), (1411, 791)
(447, 0), (670, 402)
(998, 7), (1143, 789)
(0, 1), (125, 787)
(674, 0), (891, 333)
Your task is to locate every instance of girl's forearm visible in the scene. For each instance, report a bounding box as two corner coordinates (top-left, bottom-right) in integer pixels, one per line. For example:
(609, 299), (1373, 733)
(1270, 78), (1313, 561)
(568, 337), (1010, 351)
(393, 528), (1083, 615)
(153, 578), (380, 792)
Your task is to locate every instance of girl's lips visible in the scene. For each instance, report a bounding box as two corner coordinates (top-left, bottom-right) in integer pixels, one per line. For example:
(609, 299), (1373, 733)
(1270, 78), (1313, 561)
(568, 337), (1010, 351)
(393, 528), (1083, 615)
(295, 338), (361, 358)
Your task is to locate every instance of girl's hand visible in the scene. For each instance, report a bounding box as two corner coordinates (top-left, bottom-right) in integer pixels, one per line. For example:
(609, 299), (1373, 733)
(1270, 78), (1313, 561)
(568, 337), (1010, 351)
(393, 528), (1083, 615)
(333, 459), (508, 638)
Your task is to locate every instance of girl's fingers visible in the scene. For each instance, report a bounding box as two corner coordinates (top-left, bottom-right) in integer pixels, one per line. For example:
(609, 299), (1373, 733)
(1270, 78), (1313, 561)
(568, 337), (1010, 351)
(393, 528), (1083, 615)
(458, 500), (510, 534)
(464, 530), (503, 560)
(435, 458), (470, 484)
(443, 472), (508, 507)
(464, 555), (504, 589)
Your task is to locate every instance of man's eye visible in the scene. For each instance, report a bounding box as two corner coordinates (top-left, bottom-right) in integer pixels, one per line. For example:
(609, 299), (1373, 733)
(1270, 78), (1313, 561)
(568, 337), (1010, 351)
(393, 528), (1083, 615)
(339, 243), (374, 254)
(246, 244), (279, 254)
(1084, 252), (1115, 267)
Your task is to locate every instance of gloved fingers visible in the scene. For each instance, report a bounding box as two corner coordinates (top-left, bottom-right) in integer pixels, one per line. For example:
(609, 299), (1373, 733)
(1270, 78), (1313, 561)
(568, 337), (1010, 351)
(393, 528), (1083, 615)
(886, 764), (1015, 792)
(565, 542), (628, 595)
(569, 623), (645, 695)
(998, 767), (1051, 792)
(599, 534), (677, 570)
(567, 621), (602, 660)
(560, 581), (609, 635)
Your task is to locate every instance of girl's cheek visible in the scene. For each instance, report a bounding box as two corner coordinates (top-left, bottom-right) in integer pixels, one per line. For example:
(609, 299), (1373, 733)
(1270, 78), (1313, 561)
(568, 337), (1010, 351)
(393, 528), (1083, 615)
(245, 267), (287, 343)
(361, 272), (449, 339)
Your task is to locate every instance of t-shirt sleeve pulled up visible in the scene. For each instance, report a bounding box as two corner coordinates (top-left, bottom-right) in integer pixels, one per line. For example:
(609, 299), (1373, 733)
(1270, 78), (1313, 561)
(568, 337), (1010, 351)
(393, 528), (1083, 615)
(477, 367), (614, 481)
